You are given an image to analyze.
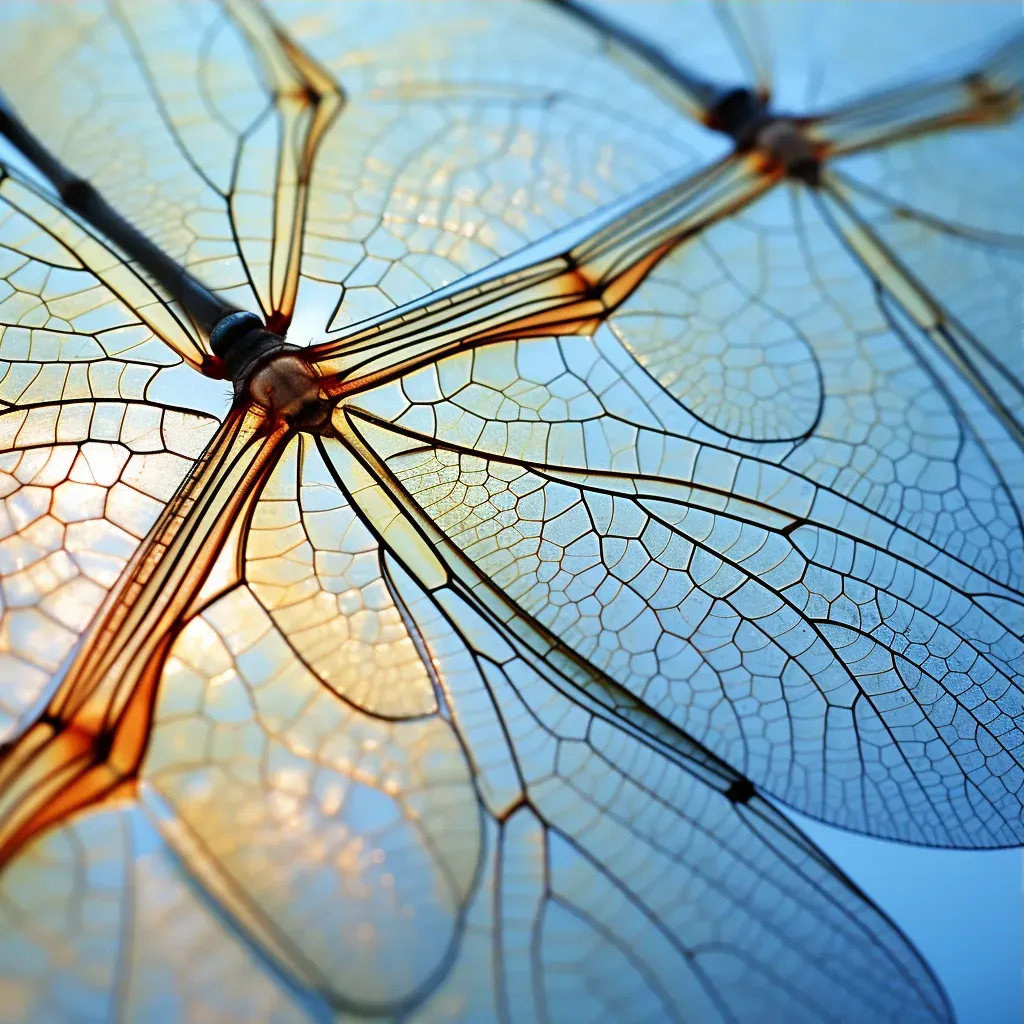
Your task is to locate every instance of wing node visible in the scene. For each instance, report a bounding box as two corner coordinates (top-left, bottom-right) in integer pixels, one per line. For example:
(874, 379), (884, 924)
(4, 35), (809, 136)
(725, 778), (756, 806)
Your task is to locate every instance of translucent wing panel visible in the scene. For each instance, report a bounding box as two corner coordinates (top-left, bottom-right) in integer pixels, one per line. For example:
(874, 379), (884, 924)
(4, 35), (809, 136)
(372, 429), (1022, 847)
(246, 434), (438, 718)
(831, 142), (1024, 386)
(0, 2), (260, 318)
(0, 172), (213, 372)
(0, 567), (952, 1023)
(838, 177), (1022, 358)
(261, 0), (726, 337)
(0, 0), (726, 343)
(254, 442), (954, 1020)
(404, 580), (951, 1023)
(144, 585), (481, 1013)
(351, 184), (1023, 587)
(0, 393), (953, 1020)
(816, 175), (1024, 547)
(604, 216), (825, 444)
(615, 186), (1024, 585)
(0, 174), (220, 737)
(543, 0), (754, 116)
(827, 24), (1022, 277)
(0, 3), (1015, 1020)
(301, 93), (702, 336)
(0, 401), (215, 739)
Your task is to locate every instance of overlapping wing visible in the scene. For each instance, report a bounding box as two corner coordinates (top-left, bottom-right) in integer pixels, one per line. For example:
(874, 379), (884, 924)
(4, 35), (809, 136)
(0, 167), (221, 739)
(254, 0), (732, 335)
(244, 435), (439, 719)
(0, 425), (953, 1020)
(0, 0), (339, 337)
(0, 0), (726, 345)
(0, 805), (312, 1022)
(705, 0), (1018, 112)
(814, 26), (1024, 480)
(0, 2), (1017, 1021)
(339, 177), (1024, 848)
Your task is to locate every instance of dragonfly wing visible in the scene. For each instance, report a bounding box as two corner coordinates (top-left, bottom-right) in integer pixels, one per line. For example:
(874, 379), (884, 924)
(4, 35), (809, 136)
(819, 175), (1024, 492)
(827, 78), (1024, 439)
(827, 27), (1021, 235)
(1, 0), (739, 345)
(410, 589), (950, 1023)
(537, 0), (751, 121)
(718, 0), (1019, 111)
(553, 1), (1016, 114)
(244, 435), (438, 719)
(73, 421), (949, 1021)
(830, 157), (1023, 367)
(334, 424), (951, 1021)
(0, 171), (222, 739)
(252, 0), (727, 338)
(0, 0), (345, 334)
(610, 183), (1024, 582)
(603, 213), (825, 443)
(0, 171), (212, 369)
(340, 188), (1024, 848)
(0, 3), (258, 322)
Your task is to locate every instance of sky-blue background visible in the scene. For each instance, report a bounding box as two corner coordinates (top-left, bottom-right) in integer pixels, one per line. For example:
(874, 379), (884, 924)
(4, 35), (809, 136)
(797, 813), (1022, 1023)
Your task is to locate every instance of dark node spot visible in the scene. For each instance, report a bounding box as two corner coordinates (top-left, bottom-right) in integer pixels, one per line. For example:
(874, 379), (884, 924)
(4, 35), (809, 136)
(209, 310), (265, 359)
(92, 731), (114, 761)
(725, 778), (756, 805)
(788, 156), (822, 188)
(60, 177), (91, 211)
(706, 88), (769, 144)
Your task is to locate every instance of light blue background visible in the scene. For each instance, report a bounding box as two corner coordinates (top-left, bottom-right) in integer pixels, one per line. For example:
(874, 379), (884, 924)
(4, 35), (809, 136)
(798, 813), (1022, 1024)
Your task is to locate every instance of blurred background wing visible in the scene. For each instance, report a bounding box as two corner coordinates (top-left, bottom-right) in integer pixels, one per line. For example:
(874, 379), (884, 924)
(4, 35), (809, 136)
(576, 0), (1018, 111)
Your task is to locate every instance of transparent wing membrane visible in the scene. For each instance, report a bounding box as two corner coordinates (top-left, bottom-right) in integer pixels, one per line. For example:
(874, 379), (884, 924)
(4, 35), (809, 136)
(0, 1), (1021, 1020)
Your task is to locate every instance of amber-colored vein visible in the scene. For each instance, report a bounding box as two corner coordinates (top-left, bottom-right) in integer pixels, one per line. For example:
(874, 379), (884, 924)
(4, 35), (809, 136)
(0, 404), (289, 868)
